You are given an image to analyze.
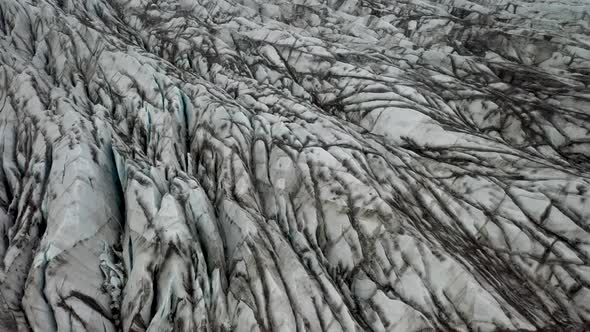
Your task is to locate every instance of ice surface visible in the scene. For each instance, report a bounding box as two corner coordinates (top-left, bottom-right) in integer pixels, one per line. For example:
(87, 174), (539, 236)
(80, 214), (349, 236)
(0, 0), (589, 331)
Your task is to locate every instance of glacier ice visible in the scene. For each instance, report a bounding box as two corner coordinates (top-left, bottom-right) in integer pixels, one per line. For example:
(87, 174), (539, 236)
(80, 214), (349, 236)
(1, 0), (590, 331)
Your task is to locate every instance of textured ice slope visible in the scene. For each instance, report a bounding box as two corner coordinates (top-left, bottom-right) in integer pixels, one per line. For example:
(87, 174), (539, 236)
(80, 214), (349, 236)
(1, 0), (590, 331)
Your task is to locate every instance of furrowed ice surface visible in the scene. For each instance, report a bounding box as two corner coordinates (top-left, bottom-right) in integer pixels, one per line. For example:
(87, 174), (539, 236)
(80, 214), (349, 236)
(0, 0), (589, 331)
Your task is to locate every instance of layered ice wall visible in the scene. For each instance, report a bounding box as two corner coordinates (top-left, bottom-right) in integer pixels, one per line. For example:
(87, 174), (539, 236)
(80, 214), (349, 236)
(0, 0), (589, 331)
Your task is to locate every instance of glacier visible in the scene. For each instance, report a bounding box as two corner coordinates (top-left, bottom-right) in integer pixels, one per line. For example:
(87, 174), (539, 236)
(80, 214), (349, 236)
(0, 0), (589, 331)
